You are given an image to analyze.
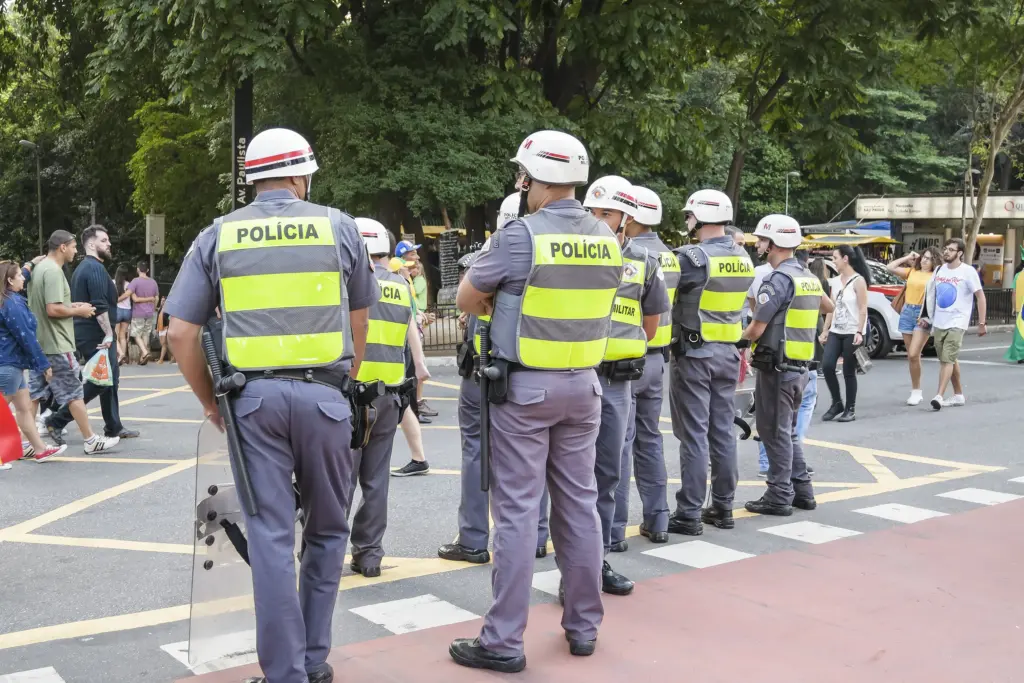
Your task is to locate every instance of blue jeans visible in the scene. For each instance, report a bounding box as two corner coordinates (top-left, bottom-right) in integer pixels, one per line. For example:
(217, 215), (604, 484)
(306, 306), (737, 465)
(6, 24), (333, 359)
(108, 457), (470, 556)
(759, 374), (817, 472)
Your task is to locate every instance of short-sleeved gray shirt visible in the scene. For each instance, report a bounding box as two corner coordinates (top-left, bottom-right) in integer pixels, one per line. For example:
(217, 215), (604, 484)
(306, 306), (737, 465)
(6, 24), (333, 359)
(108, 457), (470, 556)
(165, 189), (379, 374)
(468, 199), (584, 296)
(635, 245), (670, 317)
(753, 264), (797, 324)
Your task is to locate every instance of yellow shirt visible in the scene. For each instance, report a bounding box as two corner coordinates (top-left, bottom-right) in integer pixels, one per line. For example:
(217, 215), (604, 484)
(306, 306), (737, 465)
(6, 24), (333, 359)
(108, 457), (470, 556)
(904, 269), (931, 306)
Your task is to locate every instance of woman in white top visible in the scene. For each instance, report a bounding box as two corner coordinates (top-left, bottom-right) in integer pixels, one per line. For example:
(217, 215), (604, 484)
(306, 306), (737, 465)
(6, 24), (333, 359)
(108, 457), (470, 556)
(820, 245), (870, 422)
(113, 265), (134, 365)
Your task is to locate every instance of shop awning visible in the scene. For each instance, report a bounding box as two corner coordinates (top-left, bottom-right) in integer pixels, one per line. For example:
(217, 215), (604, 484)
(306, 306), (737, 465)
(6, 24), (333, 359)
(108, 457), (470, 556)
(803, 234), (898, 247)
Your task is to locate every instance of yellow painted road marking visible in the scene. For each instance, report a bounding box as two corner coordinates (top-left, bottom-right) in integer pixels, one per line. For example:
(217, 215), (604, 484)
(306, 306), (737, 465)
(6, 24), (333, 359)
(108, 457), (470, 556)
(86, 386), (190, 417)
(120, 373), (183, 379)
(0, 459), (195, 539)
(119, 387), (187, 392)
(0, 556), (480, 650)
(425, 380), (461, 391)
(804, 439), (1004, 472)
(50, 456), (188, 464)
(6, 534), (194, 554)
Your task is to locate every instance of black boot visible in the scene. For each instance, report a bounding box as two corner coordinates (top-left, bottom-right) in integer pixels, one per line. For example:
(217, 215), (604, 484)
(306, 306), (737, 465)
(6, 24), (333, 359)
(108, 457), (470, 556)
(836, 405), (856, 422)
(565, 631), (597, 656)
(701, 504), (735, 529)
(667, 514), (703, 536)
(639, 523), (669, 543)
(744, 496), (793, 516)
(822, 401), (844, 422)
(601, 561), (634, 596)
(437, 543), (490, 564)
(449, 638), (526, 673)
(609, 540), (629, 552)
(350, 560), (381, 578)
(793, 496), (817, 510)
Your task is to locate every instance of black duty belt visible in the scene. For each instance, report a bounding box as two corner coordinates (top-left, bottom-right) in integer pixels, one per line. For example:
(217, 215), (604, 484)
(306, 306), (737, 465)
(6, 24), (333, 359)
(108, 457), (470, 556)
(242, 368), (351, 395)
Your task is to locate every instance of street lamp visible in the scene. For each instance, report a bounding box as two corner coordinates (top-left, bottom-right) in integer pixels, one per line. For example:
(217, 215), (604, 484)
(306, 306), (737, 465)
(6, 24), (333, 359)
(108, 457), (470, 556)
(785, 171), (801, 215)
(18, 140), (43, 254)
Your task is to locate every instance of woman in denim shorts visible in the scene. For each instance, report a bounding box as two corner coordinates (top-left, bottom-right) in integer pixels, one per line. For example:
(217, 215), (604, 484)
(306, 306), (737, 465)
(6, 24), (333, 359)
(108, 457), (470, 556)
(0, 261), (67, 465)
(886, 247), (941, 406)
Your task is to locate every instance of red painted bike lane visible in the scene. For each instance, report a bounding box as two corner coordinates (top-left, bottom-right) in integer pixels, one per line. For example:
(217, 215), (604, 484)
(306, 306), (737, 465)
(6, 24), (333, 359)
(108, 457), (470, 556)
(183, 500), (1024, 683)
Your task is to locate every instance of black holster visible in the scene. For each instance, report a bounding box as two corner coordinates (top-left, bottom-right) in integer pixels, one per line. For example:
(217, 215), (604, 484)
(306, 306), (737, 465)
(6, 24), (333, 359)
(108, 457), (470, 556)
(670, 325), (704, 359)
(394, 377), (418, 414)
(456, 341), (477, 379)
(349, 380), (385, 449)
(599, 357), (646, 382)
(484, 358), (511, 405)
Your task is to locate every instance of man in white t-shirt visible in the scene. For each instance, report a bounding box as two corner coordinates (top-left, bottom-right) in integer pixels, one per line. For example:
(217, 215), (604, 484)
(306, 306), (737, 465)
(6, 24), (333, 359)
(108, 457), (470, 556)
(920, 238), (987, 410)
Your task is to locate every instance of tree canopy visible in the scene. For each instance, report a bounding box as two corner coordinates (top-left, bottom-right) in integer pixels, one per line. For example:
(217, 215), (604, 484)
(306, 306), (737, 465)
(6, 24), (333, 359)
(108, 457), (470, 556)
(1, 0), (1021, 269)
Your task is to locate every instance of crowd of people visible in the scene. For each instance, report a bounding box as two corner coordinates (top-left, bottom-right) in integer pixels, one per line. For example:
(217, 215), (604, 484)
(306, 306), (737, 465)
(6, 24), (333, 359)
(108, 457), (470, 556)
(0, 227), (154, 470)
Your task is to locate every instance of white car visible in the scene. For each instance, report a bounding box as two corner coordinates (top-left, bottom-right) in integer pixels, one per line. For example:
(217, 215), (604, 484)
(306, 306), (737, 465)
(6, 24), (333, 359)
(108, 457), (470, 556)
(824, 259), (905, 359)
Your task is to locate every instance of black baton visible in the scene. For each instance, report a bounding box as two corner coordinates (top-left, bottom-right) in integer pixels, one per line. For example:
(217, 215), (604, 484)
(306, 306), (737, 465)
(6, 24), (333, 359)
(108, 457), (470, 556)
(201, 328), (258, 517)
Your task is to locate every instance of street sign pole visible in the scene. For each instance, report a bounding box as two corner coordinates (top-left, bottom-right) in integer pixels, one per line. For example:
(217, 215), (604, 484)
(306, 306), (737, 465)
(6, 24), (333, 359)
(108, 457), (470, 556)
(232, 78), (254, 211)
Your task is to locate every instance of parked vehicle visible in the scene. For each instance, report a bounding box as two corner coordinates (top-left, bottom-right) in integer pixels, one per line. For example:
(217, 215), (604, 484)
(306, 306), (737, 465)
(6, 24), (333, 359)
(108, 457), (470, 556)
(824, 259), (906, 359)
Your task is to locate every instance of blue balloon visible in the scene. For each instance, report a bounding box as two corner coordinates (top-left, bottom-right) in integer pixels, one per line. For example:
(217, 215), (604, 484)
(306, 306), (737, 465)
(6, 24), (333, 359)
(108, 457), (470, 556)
(936, 282), (957, 309)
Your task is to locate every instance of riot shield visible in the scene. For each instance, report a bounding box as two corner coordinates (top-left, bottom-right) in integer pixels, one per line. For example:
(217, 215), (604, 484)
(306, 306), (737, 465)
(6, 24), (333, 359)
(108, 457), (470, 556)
(188, 420), (306, 670)
(188, 418), (257, 670)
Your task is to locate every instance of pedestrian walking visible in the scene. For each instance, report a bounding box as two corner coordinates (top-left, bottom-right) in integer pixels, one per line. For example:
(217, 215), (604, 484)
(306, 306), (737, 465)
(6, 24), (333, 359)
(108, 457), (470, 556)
(450, 130), (621, 671)
(113, 264), (133, 365)
(820, 245), (871, 422)
(667, 189), (754, 536)
(742, 215), (833, 517)
(611, 186), (676, 551)
(579, 175), (667, 593)
(0, 261), (66, 463)
(886, 247), (941, 404)
(919, 238), (987, 410)
(26, 230), (119, 453)
(166, 127), (379, 683)
(349, 217), (427, 577)
(46, 226), (138, 442)
(127, 260), (160, 365)
(1004, 258), (1024, 364)
(438, 202), (549, 566)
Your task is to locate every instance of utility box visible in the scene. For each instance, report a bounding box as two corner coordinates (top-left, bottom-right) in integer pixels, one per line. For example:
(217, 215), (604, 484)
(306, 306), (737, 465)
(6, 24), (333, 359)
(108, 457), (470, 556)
(146, 214), (166, 255)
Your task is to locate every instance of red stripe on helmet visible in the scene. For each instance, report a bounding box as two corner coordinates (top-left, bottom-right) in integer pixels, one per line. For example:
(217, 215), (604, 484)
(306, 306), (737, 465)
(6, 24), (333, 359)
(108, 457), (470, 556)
(245, 148), (312, 168)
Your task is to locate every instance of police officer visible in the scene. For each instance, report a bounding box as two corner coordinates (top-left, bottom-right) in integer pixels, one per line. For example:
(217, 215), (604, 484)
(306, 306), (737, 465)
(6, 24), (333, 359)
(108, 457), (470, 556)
(349, 217), (423, 577)
(611, 186), (677, 550)
(449, 130), (622, 672)
(166, 128), (380, 683)
(668, 189), (754, 536)
(438, 198), (549, 565)
(742, 215), (832, 516)
(578, 175), (668, 594)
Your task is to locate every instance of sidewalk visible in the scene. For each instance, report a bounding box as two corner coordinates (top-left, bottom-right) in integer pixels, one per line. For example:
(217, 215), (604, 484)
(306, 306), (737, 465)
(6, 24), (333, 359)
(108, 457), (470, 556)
(182, 500), (1024, 683)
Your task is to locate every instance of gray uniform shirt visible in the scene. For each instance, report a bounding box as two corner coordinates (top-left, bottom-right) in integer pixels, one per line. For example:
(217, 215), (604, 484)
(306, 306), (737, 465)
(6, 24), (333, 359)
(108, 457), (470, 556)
(165, 189), (380, 376)
(672, 234), (737, 359)
(633, 242), (670, 319)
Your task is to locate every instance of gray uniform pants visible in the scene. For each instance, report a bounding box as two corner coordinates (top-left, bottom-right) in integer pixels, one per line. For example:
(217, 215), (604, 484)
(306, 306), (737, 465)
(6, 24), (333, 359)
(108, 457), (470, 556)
(593, 375), (630, 551)
(349, 393), (401, 568)
(479, 369), (604, 657)
(457, 376), (549, 550)
(756, 369), (814, 505)
(613, 352), (669, 541)
(234, 378), (353, 683)
(669, 344), (740, 518)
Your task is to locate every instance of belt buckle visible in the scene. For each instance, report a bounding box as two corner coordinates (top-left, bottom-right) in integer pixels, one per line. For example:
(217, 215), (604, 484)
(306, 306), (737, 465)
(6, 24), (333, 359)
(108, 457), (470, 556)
(687, 332), (700, 344)
(303, 369), (314, 382)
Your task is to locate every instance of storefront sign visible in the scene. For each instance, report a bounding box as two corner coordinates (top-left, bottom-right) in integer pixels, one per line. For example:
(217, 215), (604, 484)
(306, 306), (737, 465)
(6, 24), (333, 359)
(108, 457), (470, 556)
(856, 196), (1024, 221)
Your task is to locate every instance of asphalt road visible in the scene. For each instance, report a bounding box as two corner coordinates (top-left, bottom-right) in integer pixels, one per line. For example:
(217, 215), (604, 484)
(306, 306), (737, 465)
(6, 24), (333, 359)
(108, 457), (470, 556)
(1, 331), (1021, 682)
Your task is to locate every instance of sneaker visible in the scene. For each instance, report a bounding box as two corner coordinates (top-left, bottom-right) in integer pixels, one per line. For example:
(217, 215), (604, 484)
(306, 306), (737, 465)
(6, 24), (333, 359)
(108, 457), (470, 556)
(948, 394), (966, 407)
(0, 462), (11, 470)
(930, 395), (944, 411)
(21, 442), (35, 459)
(45, 423), (66, 446)
(391, 460), (429, 477)
(34, 445), (67, 462)
(907, 390), (923, 406)
(758, 469), (768, 478)
(84, 435), (120, 454)
(418, 400), (439, 417)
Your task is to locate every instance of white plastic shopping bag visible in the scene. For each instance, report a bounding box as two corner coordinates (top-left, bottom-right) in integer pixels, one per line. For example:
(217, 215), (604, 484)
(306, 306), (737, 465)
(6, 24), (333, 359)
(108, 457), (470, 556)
(83, 350), (114, 387)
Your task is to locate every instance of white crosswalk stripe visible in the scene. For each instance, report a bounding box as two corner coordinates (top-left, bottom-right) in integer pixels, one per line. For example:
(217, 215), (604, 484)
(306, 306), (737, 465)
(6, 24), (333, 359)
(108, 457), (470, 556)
(643, 540), (755, 568)
(937, 488), (1022, 506)
(855, 503), (947, 524)
(532, 569), (562, 597)
(161, 631), (258, 675)
(0, 667), (66, 683)
(350, 594), (479, 635)
(1008, 476), (1024, 484)
(760, 520), (861, 544)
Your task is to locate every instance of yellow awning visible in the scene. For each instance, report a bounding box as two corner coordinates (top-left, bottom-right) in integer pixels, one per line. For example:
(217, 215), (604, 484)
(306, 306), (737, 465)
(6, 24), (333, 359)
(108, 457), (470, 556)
(803, 234), (898, 247)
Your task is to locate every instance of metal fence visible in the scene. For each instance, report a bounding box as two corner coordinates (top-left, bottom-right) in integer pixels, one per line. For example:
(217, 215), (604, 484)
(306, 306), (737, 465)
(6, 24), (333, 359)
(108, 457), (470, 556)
(421, 305), (463, 353)
(971, 288), (1016, 326)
